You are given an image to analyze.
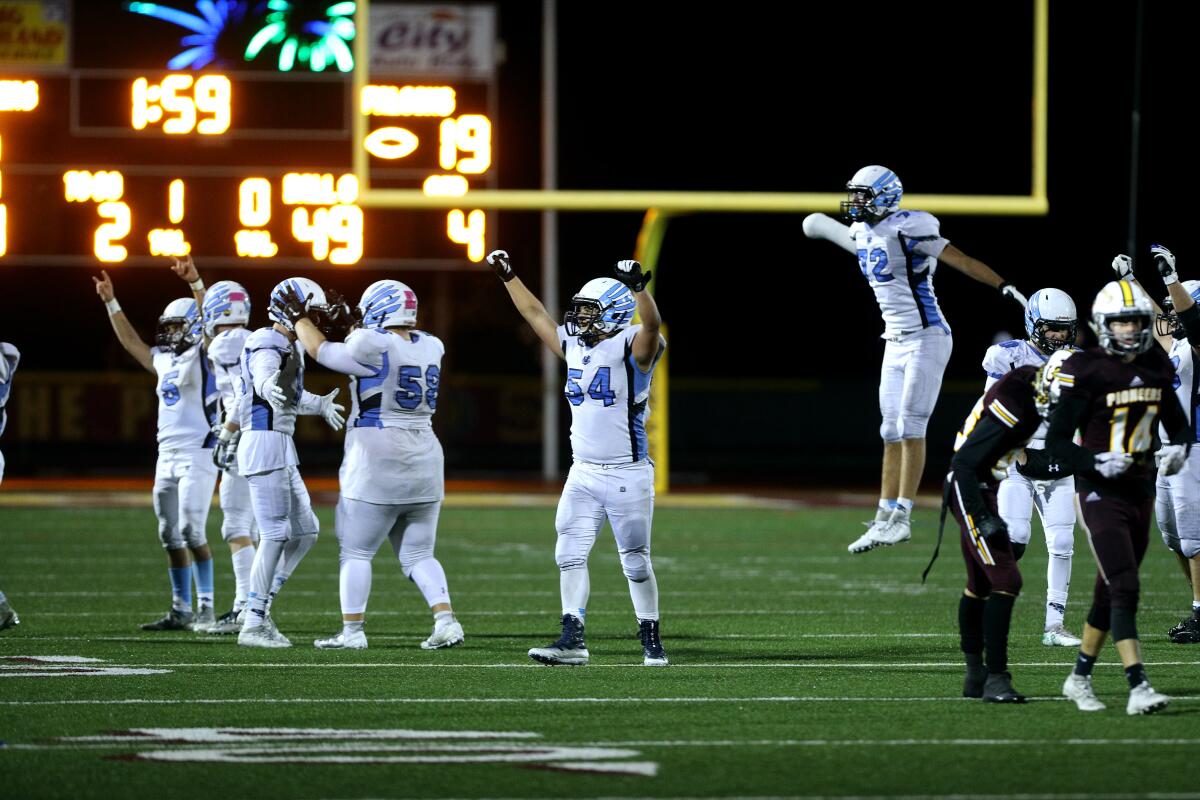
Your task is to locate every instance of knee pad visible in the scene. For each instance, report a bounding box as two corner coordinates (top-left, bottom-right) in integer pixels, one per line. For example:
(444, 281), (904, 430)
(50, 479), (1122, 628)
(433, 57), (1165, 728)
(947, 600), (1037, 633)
(1163, 529), (1184, 555)
(619, 547), (652, 582)
(879, 418), (900, 443)
(157, 520), (184, 550)
(1087, 603), (1111, 631)
(1107, 570), (1140, 610)
(1046, 524), (1074, 558)
(1181, 538), (1200, 559)
(990, 568), (1022, 596)
(554, 531), (589, 571)
(398, 546), (435, 576)
(1005, 518), (1033, 547)
(899, 414), (929, 440)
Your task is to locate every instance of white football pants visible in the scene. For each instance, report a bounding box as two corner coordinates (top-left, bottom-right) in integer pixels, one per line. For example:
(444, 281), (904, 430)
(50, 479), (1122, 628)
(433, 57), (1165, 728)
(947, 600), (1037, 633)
(152, 447), (218, 550)
(878, 327), (953, 442)
(1157, 446), (1200, 558)
(997, 460), (1075, 628)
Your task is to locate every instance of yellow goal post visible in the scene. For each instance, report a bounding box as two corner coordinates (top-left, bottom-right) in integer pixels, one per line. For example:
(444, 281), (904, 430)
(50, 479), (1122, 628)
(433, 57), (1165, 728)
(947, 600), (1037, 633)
(351, 0), (1049, 495)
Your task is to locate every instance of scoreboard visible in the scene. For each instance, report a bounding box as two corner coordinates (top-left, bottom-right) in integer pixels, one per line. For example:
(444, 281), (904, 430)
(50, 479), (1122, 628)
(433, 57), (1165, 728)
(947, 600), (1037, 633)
(0, 1), (497, 269)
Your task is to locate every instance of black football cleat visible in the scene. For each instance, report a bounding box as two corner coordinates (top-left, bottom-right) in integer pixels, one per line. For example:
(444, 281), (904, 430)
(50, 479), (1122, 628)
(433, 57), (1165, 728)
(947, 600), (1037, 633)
(528, 614), (589, 665)
(639, 619), (669, 666)
(963, 664), (987, 698)
(140, 608), (193, 631)
(1170, 617), (1200, 644)
(982, 672), (1027, 704)
(1168, 616), (1191, 638)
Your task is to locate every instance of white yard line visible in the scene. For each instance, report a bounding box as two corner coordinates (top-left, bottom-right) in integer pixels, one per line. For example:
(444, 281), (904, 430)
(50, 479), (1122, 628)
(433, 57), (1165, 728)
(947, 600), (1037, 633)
(2, 660), (1190, 670)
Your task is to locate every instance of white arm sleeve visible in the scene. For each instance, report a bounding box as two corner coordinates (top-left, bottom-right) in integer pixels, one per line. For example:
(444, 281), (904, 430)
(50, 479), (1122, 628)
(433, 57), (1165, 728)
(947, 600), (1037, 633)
(316, 340), (379, 377)
(802, 213), (857, 255)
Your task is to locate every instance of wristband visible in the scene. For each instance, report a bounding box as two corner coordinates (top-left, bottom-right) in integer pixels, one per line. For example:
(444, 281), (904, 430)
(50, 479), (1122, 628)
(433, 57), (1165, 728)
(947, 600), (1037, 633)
(105, 298), (122, 315)
(189, 278), (205, 291)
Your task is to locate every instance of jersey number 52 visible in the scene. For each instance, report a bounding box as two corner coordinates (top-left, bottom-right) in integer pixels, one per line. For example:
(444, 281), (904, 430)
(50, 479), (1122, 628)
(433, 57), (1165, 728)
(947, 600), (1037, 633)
(857, 248), (893, 284)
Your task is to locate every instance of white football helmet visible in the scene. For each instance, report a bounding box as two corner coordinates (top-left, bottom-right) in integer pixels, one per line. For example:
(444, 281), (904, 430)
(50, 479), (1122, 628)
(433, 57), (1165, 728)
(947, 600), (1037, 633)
(156, 297), (200, 354)
(1090, 280), (1154, 356)
(1034, 347), (1075, 418)
(841, 165), (903, 223)
(1024, 288), (1077, 354)
(564, 277), (636, 342)
(202, 280), (251, 337)
(1157, 279), (1200, 340)
(359, 279), (418, 329)
(268, 277), (327, 331)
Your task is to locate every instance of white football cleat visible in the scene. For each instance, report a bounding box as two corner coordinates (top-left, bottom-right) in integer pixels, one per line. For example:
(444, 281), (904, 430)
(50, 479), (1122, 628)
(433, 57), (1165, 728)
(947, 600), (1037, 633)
(1127, 681), (1170, 715)
(192, 604), (216, 633)
(872, 508), (912, 546)
(1042, 624), (1083, 647)
(314, 630), (368, 650)
(206, 609), (243, 635)
(849, 509), (891, 554)
(238, 618), (291, 649)
(1062, 673), (1106, 711)
(420, 618), (464, 650)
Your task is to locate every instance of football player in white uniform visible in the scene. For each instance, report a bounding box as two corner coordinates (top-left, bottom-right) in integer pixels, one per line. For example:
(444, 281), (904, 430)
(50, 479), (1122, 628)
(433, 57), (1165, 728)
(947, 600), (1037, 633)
(198, 279), (259, 634)
(0, 340), (19, 631)
(235, 277), (345, 648)
(275, 279), (464, 651)
(488, 249), (668, 667)
(980, 288), (1082, 647)
(93, 266), (220, 631)
(804, 166), (1028, 553)
(1113, 245), (1200, 643)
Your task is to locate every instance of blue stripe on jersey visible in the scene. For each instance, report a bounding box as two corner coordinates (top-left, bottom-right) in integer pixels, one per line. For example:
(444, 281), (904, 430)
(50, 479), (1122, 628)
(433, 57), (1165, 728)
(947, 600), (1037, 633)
(912, 274), (943, 327)
(353, 350), (390, 428)
(200, 352), (219, 448)
(622, 339), (649, 462)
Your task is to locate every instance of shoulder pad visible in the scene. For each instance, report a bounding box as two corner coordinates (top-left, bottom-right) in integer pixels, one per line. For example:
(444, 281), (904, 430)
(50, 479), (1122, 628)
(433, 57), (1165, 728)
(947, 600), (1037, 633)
(896, 209), (941, 237)
(245, 327), (287, 350)
(207, 328), (248, 365)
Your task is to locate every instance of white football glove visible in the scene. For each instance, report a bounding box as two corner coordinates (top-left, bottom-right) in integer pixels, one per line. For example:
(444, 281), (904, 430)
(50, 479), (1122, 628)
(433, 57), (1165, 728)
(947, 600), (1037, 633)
(1156, 443), (1187, 476)
(318, 387), (345, 431)
(261, 369), (288, 411)
(999, 283), (1028, 309)
(486, 249), (514, 282)
(1151, 243), (1178, 286)
(1111, 254), (1134, 281)
(212, 426), (240, 471)
(1094, 450), (1134, 479)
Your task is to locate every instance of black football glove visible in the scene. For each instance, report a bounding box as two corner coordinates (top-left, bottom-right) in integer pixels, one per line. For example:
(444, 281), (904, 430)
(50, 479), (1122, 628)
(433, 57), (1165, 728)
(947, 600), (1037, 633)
(486, 249), (515, 283)
(316, 288), (357, 340)
(976, 514), (1009, 542)
(273, 283), (311, 326)
(614, 259), (651, 292)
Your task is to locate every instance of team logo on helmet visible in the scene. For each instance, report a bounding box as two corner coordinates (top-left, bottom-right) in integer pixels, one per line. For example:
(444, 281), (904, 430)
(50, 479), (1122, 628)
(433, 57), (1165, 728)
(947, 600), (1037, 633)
(202, 280), (251, 337)
(1090, 280), (1154, 357)
(269, 277), (328, 332)
(359, 280), (418, 330)
(155, 297), (200, 355)
(841, 165), (903, 224)
(564, 278), (635, 343)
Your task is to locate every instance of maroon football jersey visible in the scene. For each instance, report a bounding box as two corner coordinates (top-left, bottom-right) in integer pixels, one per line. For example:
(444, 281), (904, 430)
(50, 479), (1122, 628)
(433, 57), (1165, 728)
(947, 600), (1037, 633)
(1054, 346), (1187, 492)
(952, 366), (1041, 484)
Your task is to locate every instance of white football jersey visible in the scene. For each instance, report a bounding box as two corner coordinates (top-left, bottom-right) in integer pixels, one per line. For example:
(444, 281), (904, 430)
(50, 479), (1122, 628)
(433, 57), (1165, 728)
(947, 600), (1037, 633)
(850, 209), (950, 336)
(152, 342), (219, 451)
(207, 326), (250, 419)
(1163, 339), (1199, 442)
(559, 324), (665, 465)
(344, 328), (444, 429)
(981, 339), (1074, 446)
(236, 327), (310, 476)
(0, 342), (19, 438)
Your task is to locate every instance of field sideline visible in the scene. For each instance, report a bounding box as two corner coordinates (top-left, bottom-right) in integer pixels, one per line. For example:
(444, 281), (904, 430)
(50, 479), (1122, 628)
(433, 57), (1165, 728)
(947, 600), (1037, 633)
(2, 500), (1199, 799)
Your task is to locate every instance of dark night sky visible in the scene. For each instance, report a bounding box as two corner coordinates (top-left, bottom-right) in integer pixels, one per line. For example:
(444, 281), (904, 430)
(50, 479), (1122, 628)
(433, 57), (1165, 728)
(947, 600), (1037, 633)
(0, 1), (1188, 480)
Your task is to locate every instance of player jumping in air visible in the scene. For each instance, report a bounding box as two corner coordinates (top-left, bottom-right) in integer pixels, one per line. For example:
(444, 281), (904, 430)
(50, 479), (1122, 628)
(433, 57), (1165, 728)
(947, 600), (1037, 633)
(804, 166), (1027, 553)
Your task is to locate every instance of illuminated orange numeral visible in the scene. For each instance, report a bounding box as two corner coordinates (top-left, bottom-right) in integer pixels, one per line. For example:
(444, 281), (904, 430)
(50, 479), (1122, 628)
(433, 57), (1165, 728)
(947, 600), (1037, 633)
(328, 205), (363, 265)
(161, 75), (197, 135)
(239, 178), (271, 227)
(195, 75), (231, 135)
(0, 204), (7, 258)
(292, 207), (330, 260)
(447, 209), (485, 262)
(439, 115), (492, 174)
(168, 179), (185, 224)
(95, 201), (131, 263)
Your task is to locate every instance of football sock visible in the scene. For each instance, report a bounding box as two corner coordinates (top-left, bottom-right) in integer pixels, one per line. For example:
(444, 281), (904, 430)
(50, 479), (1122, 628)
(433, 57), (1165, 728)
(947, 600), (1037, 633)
(343, 619), (365, 635)
(409, 558), (451, 608)
(627, 571), (660, 621)
(958, 594), (986, 657)
(193, 557), (214, 608)
(339, 558), (372, 616)
(231, 545), (256, 610)
(1074, 651), (1097, 677)
(878, 499), (894, 516)
(246, 539), (285, 628)
(983, 593), (1016, 674)
(560, 567), (590, 620)
(1125, 662), (1148, 689)
(168, 565), (193, 613)
(896, 497), (914, 513)
(1191, 600), (1200, 621)
(1046, 553), (1071, 627)
(267, 535), (317, 610)
(434, 610), (455, 623)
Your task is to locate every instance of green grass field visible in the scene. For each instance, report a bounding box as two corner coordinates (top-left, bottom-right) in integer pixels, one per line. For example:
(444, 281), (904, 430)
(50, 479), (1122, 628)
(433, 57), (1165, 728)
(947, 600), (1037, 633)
(3, 500), (1200, 799)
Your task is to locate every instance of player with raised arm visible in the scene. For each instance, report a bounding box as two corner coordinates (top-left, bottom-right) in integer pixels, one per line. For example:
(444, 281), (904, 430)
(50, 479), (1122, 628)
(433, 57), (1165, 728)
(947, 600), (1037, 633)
(275, 280), (464, 651)
(235, 278), (345, 648)
(804, 167), (1027, 553)
(197, 278), (258, 634)
(979, 288), (1082, 647)
(0, 340), (20, 631)
(1046, 278), (1189, 715)
(93, 262), (220, 631)
(1113, 245), (1200, 644)
(487, 249), (668, 667)
(947, 348), (1076, 703)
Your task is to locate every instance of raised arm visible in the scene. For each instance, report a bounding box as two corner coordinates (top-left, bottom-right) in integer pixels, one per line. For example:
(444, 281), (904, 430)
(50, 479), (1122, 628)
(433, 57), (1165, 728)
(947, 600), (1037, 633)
(486, 250), (564, 359)
(1113, 252), (1177, 352)
(613, 260), (664, 370)
(170, 255), (205, 308)
(937, 244), (1027, 309)
(93, 270), (153, 373)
